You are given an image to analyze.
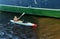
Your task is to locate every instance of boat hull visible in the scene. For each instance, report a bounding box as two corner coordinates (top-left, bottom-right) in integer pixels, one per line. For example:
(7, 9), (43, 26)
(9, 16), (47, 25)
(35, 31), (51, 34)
(10, 20), (37, 26)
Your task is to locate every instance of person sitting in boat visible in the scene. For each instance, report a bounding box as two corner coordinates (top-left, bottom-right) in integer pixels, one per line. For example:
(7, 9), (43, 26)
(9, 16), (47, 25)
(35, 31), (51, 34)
(13, 16), (23, 23)
(13, 16), (20, 22)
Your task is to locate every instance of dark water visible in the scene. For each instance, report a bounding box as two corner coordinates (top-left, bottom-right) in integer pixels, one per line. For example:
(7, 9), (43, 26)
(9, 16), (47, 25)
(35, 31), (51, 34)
(0, 11), (37, 39)
(0, 11), (35, 24)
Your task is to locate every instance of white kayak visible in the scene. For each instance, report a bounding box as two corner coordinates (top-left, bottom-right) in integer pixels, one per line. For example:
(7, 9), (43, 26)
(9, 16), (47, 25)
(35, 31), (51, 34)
(10, 20), (37, 27)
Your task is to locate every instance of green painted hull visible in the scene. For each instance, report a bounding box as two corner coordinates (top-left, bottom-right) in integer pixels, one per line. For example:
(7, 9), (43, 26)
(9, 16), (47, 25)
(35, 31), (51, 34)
(0, 4), (60, 18)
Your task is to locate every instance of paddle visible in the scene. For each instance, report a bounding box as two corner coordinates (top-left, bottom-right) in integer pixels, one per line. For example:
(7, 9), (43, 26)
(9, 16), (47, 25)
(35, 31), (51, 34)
(18, 12), (25, 19)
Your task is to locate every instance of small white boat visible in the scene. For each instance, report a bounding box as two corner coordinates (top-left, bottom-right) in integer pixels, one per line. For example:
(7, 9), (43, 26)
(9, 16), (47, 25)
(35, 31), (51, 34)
(10, 13), (37, 28)
(10, 20), (37, 27)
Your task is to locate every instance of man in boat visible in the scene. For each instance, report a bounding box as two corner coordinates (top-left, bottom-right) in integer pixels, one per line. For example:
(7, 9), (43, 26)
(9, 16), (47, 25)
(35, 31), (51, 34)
(13, 13), (25, 22)
(13, 16), (20, 22)
(13, 16), (37, 29)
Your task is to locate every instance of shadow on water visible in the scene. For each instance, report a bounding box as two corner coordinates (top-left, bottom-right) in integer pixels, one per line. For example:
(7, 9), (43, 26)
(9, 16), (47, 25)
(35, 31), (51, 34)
(0, 11), (22, 24)
(0, 11), (37, 24)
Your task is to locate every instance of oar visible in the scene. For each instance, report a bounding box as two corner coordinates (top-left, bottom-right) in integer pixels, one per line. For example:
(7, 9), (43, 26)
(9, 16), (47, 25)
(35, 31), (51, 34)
(18, 12), (25, 19)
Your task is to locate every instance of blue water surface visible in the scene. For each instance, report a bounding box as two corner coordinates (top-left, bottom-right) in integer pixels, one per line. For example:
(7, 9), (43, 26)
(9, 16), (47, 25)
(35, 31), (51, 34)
(0, 0), (60, 8)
